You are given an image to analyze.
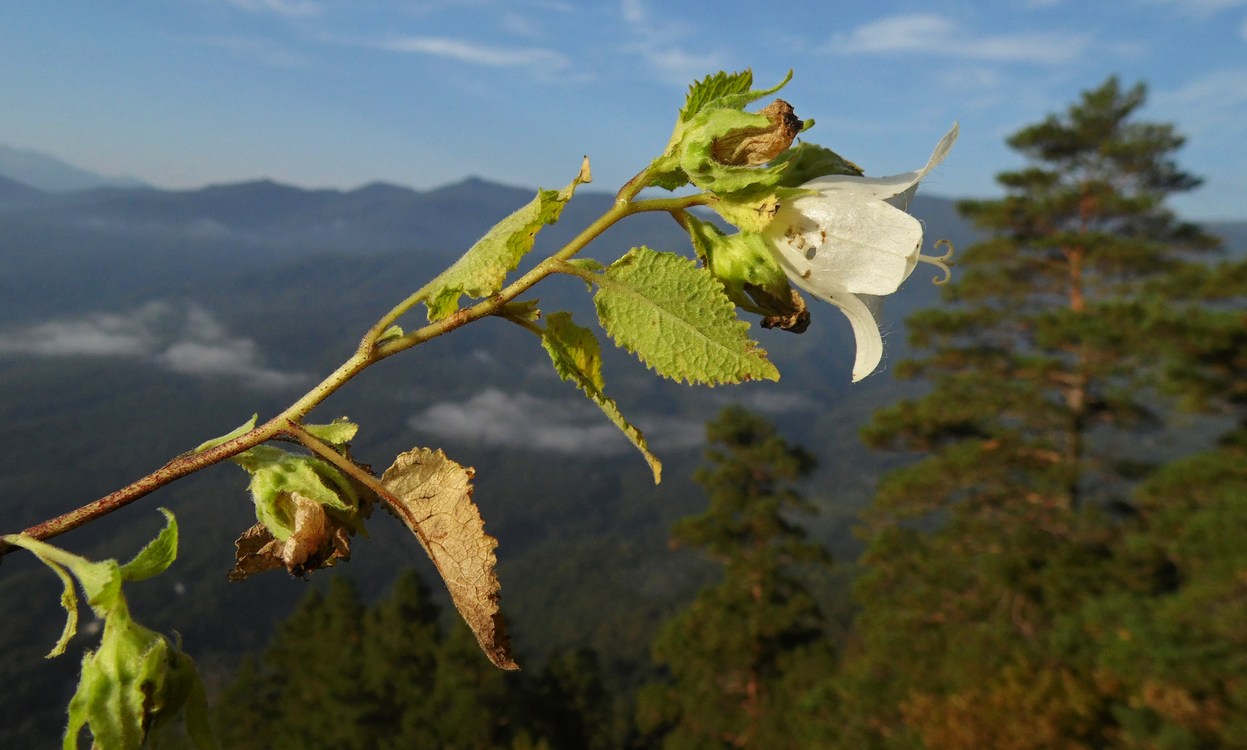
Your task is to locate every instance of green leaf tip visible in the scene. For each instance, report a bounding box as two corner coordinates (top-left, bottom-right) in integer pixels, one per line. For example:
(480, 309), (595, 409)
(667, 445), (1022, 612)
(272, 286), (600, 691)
(194, 414), (258, 453)
(303, 418), (359, 449)
(541, 312), (663, 483)
(425, 158), (591, 321)
(119, 508), (178, 583)
(591, 247), (779, 386)
(680, 69), (792, 123)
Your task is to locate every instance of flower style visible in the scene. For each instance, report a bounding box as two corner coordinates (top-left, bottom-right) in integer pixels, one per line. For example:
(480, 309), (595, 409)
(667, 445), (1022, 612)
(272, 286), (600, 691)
(763, 124), (959, 381)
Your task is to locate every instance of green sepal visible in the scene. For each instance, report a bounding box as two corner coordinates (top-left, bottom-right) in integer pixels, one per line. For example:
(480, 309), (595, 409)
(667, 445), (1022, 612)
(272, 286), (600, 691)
(686, 216), (795, 317)
(771, 142), (863, 187)
(648, 69), (794, 193)
(303, 418), (359, 450)
(425, 159), (591, 321)
(540, 312), (663, 483)
(118, 508), (178, 583)
(65, 609), (217, 750)
(194, 414), (258, 453)
(679, 108), (791, 194)
(591, 246), (779, 385)
(233, 447), (359, 541)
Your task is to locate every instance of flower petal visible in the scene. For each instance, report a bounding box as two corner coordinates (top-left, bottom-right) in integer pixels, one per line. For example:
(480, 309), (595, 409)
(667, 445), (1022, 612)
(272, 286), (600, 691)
(768, 198), (922, 296)
(811, 285), (883, 382)
(800, 123), (960, 203)
(767, 251), (886, 382)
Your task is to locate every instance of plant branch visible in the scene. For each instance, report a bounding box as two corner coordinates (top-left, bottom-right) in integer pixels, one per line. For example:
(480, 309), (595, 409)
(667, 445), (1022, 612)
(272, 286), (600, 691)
(0, 189), (712, 559)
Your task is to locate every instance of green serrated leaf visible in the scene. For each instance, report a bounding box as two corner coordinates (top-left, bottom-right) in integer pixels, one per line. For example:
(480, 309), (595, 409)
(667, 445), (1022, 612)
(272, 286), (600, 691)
(713, 69), (792, 113)
(119, 509), (178, 583)
(303, 418), (359, 449)
(681, 70), (755, 123)
(541, 312), (663, 483)
(592, 247), (779, 385)
(426, 158), (591, 321)
(194, 414), (258, 453)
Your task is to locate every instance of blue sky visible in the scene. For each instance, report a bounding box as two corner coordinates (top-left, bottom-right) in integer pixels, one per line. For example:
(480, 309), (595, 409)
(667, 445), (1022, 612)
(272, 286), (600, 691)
(2, 1), (1245, 219)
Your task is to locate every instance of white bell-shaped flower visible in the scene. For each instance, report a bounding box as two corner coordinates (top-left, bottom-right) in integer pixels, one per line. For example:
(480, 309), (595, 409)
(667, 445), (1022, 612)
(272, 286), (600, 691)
(764, 124), (959, 381)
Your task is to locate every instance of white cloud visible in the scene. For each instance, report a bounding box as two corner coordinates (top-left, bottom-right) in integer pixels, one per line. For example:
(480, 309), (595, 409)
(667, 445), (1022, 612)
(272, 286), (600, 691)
(196, 35), (312, 69)
(374, 35), (571, 70)
(0, 302), (308, 390)
(410, 388), (703, 456)
(1140, 0), (1247, 15)
(1153, 68), (1247, 136)
(736, 390), (821, 415)
(619, 0), (723, 85)
(828, 13), (1091, 64)
(224, 0), (321, 17)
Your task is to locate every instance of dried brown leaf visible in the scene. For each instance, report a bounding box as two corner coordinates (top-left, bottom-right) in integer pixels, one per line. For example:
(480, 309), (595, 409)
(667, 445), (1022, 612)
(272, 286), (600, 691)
(379, 448), (517, 670)
(228, 492), (354, 582)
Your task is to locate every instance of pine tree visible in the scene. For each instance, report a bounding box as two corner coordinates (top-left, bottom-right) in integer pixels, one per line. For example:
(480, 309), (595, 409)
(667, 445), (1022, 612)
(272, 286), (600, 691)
(360, 570), (443, 749)
(834, 77), (1222, 748)
(1075, 259), (1247, 746)
(636, 405), (835, 749)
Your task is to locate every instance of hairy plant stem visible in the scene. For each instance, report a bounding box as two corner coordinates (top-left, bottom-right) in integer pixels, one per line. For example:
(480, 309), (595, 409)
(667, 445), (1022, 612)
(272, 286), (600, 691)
(1, 191), (711, 557)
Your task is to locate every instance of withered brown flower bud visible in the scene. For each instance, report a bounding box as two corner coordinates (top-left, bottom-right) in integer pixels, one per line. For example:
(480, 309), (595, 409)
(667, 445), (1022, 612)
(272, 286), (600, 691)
(711, 99), (802, 167)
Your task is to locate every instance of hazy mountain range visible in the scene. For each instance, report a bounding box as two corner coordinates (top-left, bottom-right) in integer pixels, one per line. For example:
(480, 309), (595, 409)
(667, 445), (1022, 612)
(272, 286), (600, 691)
(0, 149), (1243, 744)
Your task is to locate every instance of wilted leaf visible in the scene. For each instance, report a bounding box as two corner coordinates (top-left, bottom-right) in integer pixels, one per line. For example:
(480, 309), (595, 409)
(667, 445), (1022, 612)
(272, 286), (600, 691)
(379, 448), (517, 670)
(541, 312), (662, 483)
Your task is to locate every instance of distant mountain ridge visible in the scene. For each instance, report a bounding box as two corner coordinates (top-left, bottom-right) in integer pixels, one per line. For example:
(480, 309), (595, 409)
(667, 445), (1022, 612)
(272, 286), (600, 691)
(3, 160), (1246, 746)
(0, 144), (147, 193)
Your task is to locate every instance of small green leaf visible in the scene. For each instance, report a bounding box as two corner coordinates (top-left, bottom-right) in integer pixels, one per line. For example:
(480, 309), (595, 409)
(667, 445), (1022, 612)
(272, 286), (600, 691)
(681, 70), (754, 122)
(303, 418), (359, 449)
(377, 324), (404, 344)
(426, 158), (591, 321)
(499, 299), (542, 324)
(194, 414), (258, 453)
(541, 312), (662, 483)
(680, 69), (791, 123)
(119, 509), (178, 583)
(592, 247), (779, 385)
(3, 533), (123, 616)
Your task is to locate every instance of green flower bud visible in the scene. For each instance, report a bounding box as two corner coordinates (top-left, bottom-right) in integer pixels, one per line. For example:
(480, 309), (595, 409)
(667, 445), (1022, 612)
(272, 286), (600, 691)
(687, 215), (809, 333)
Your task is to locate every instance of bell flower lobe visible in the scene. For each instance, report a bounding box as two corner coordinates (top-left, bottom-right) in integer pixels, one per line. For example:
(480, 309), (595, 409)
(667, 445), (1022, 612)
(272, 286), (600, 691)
(764, 124), (959, 381)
